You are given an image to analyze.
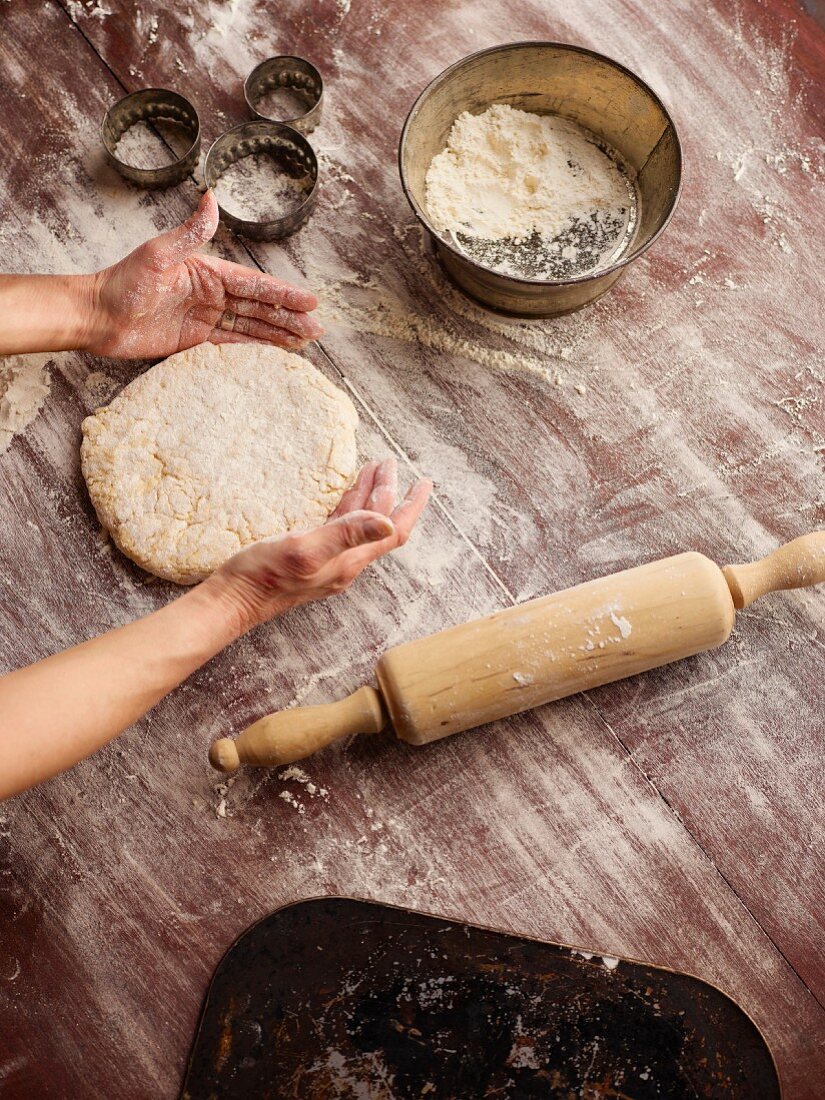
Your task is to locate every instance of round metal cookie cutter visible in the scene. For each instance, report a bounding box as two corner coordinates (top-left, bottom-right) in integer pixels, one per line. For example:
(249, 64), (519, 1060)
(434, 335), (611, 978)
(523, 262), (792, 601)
(204, 121), (319, 241)
(244, 56), (323, 134)
(102, 88), (201, 189)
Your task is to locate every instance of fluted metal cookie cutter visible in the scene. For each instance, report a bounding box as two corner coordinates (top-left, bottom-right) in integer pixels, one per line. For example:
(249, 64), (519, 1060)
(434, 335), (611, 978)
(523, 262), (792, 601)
(203, 121), (319, 241)
(102, 88), (201, 189)
(103, 57), (323, 239)
(244, 56), (323, 135)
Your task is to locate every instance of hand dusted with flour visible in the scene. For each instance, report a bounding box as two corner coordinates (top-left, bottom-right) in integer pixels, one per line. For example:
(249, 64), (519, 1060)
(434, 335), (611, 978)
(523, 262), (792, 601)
(89, 191), (324, 358)
(81, 343), (359, 585)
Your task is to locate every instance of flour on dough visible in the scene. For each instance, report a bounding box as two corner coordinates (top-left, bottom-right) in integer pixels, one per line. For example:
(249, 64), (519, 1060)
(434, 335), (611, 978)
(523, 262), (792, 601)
(81, 343), (358, 585)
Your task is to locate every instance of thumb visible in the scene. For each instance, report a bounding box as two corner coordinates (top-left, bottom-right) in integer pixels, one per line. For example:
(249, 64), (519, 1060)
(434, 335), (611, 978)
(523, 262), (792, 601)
(326, 510), (395, 548)
(283, 511), (395, 577)
(144, 190), (219, 270)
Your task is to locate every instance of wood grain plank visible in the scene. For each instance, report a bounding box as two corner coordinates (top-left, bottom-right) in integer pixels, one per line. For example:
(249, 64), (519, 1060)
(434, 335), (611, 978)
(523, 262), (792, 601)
(0, 0), (822, 1097)
(64, 0), (825, 1019)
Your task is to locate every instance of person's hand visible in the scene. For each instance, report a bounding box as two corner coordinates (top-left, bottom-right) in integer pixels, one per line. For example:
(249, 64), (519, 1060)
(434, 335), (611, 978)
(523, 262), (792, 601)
(202, 459), (432, 634)
(86, 191), (323, 359)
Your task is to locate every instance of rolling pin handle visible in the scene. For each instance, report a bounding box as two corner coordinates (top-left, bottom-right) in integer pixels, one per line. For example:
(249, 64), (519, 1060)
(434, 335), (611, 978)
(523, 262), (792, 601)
(722, 531), (825, 609)
(208, 685), (388, 772)
(209, 737), (240, 773)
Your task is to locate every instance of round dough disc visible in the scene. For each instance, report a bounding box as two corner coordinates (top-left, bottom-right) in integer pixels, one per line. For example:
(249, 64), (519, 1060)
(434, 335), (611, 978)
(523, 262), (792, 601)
(81, 342), (359, 585)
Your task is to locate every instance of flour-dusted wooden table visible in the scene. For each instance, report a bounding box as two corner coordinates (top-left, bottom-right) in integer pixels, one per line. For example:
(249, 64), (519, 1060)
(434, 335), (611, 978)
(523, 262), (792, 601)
(0, 1), (822, 1096)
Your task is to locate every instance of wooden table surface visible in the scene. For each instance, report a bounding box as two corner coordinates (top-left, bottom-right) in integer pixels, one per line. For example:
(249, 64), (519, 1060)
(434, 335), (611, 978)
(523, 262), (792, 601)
(0, 0), (822, 1096)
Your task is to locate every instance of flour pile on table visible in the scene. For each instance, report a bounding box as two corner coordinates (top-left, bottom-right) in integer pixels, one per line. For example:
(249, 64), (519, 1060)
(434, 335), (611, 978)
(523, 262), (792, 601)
(425, 104), (637, 280)
(0, 352), (53, 455)
(81, 343), (358, 585)
(213, 153), (311, 223)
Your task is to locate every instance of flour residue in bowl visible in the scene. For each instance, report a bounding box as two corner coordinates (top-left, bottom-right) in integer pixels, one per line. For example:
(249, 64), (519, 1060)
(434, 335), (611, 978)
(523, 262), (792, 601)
(425, 104), (638, 280)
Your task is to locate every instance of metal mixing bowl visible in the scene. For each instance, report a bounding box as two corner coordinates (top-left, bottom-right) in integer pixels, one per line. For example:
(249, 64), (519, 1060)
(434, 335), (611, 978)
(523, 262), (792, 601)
(399, 42), (682, 317)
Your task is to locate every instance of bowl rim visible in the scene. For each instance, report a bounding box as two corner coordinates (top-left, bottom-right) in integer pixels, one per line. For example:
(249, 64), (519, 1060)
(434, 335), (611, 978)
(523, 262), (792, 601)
(398, 40), (683, 289)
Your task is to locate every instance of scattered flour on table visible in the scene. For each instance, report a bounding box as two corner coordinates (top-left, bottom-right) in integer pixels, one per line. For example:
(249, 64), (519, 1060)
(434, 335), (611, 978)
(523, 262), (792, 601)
(316, 267), (557, 383)
(204, 0), (241, 37)
(279, 765), (329, 800)
(0, 353), (53, 455)
(213, 154), (311, 223)
(65, 0), (111, 20)
(214, 776), (236, 819)
(425, 104), (636, 280)
(82, 370), (119, 404)
(279, 790), (306, 814)
(113, 119), (193, 170)
(252, 85), (315, 122)
(310, 222), (606, 388)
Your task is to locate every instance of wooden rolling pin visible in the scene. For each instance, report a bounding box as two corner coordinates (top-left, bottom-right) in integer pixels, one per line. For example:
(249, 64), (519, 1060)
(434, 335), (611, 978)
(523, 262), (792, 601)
(209, 533), (825, 771)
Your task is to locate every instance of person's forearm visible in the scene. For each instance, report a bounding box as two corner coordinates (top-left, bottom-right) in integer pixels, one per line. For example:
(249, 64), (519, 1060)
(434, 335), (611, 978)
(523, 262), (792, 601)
(0, 273), (102, 355)
(0, 579), (244, 800)
(0, 462), (429, 800)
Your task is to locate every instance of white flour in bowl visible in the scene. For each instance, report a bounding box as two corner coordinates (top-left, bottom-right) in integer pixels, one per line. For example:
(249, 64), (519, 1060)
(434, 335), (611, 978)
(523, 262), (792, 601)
(424, 104), (637, 280)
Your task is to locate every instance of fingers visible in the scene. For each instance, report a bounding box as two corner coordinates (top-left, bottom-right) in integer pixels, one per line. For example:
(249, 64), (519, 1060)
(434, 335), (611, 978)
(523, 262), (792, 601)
(329, 457), (401, 521)
(279, 510), (395, 578)
(144, 190), (219, 271)
(227, 296), (324, 340)
(390, 477), (433, 542)
(338, 476), (433, 573)
(216, 471), (431, 630)
(365, 457), (398, 516)
(209, 326), (308, 351)
(224, 314), (309, 346)
(198, 254), (319, 312)
(207, 331), (263, 346)
(330, 461), (380, 519)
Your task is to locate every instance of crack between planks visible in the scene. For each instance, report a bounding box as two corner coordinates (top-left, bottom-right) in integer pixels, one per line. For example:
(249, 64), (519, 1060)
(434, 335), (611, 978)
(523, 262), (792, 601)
(52, 0), (823, 1015)
(318, 358), (516, 605)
